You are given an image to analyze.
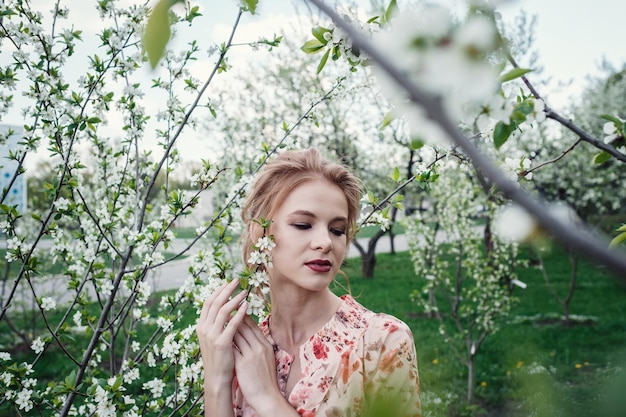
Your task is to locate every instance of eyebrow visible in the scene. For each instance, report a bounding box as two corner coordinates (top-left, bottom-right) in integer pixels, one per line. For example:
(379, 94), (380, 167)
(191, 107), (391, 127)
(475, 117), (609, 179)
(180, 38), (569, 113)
(288, 210), (348, 223)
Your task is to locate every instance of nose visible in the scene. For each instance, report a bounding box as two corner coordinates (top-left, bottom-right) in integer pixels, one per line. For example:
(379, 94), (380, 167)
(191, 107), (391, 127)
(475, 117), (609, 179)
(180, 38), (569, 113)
(311, 227), (333, 253)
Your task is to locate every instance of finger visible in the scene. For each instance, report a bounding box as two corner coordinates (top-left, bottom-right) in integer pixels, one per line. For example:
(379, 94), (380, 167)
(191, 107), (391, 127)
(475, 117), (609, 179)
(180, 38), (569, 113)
(199, 281), (228, 323)
(239, 316), (267, 345)
(214, 289), (248, 329)
(222, 300), (248, 340)
(206, 279), (241, 323)
(233, 329), (249, 355)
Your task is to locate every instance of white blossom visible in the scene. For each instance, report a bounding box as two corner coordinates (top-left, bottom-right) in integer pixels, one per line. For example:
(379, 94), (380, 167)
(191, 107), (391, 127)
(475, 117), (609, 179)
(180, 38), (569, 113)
(123, 367), (140, 384)
(156, 316), (173, 331)
(15, 388), (33, 412)
(100, 280), (114, 297)
(1, 372), (12, 386)
(31, 337), (45, 354)
(603, 119), (623, 144)
(143, 378), (165, 398)
(54, 197), (71, 211)
(40, 297), (56, 311)
(0, 220), (10, 232)
(254, 236), (275, 252)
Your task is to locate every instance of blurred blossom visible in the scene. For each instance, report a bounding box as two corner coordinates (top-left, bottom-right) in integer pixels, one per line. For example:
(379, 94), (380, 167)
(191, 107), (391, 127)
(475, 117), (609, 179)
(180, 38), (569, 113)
(454, 14), (497, 53)
(526, 99), (546, 123)
(474, 93), (514, 131)
(495, 202), (578, 243)
(373, 5), (501, 146)
(503, 157), (532, 181)
(494, 204), (535, 242)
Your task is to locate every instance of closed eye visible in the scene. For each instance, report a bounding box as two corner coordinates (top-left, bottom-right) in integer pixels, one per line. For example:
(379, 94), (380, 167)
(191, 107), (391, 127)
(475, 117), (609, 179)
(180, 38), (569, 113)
(331, 228), (346, 237)
(292, 223), (311, 230)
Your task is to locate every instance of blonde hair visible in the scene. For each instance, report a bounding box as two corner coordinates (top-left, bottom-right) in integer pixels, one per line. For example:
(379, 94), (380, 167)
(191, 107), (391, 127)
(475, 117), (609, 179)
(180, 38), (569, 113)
(241, 148), (361, 268)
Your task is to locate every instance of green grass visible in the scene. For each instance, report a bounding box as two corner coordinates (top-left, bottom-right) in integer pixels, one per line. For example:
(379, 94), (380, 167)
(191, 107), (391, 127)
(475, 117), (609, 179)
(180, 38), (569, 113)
(337, 245), (626, 417)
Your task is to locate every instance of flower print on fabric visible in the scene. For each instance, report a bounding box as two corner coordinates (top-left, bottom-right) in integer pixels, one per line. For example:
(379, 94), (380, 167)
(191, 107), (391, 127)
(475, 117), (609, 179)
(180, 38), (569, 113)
(233, 295), (421, 417)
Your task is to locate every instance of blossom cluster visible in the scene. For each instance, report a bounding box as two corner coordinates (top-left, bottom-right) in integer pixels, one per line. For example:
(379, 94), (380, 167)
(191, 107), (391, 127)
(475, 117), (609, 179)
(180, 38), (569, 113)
(372, 4), (503, 146)
(241, 234), (274, 317)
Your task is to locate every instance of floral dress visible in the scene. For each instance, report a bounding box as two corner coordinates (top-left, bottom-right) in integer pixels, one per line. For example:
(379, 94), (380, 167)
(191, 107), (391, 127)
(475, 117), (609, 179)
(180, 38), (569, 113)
(233, 295), (421, 417)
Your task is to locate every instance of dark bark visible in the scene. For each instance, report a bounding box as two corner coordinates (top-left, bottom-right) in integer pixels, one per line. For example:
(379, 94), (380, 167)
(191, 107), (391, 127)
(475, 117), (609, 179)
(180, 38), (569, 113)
(351, 228), (388, 279)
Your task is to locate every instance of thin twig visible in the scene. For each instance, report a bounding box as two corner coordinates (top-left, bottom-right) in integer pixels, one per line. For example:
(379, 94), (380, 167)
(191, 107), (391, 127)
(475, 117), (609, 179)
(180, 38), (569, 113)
(526, 139), (582, 175)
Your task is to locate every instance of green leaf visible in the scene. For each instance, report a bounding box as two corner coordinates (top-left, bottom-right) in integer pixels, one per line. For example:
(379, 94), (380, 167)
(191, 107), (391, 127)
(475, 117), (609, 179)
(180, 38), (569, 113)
(500, 67), (532, 83)
(311, 26), (330, 44)
(242, 0), (259, 14)
(65, 370), (77, 389)
(410, 138), (424, 150)
(493, 121), (514, 148)
(316, 49), (330, 74)
(143, 0), (182, 69)
(380, 111), (395, 130)
(609, 231), (626, 248)
(389, 166), (401, 182)
(331, 44), (341, 60)
(593, 151), (611, 164)
(600, 114), (623, 125)
(300, 39), (325, 54)
(382, 0), (398, 25)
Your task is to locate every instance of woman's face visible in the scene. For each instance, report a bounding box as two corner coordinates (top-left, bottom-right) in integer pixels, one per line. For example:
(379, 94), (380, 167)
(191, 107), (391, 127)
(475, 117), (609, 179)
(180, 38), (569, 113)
(268, 178), (349, 293)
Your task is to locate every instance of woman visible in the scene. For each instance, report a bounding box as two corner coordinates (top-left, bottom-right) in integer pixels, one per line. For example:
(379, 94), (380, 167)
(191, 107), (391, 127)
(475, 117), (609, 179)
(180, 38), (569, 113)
(196, 148), (421, 417)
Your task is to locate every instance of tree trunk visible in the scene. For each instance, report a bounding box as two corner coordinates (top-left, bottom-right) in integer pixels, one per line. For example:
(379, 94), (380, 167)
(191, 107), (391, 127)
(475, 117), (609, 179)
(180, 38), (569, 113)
(351, 228), (388, 279)
(361, 250), (377, 279)
(467, 354), (476, 403)
(388, 206), (399, 255)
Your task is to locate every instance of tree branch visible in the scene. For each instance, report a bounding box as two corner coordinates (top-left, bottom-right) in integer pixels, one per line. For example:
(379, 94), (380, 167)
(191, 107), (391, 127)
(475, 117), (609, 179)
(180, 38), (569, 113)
(506, 52), (626, 163)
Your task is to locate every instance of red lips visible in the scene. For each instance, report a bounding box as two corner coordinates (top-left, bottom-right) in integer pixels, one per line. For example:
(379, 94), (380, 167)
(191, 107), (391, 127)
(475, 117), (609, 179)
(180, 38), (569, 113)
(305, 259), (332, 273)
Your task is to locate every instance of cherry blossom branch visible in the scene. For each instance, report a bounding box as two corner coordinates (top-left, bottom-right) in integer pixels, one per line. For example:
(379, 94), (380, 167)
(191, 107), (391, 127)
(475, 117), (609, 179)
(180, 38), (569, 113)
(307, 0), (626, 278)
(506, 52), (626, 163)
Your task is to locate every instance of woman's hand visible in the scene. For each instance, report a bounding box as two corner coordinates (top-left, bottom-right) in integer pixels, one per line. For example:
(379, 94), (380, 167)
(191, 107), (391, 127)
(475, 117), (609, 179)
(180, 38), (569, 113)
(196, 279), (248, 387)
(233, 315), (295, 416)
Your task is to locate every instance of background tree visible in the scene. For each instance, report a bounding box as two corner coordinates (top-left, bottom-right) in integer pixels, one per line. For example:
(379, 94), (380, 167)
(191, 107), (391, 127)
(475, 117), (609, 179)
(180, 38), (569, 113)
(406, 163), (525, 403)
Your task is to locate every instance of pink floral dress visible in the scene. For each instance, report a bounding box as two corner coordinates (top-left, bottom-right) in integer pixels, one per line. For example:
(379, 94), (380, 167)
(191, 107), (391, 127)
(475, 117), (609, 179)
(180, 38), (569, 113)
(233, 295), (421, 417)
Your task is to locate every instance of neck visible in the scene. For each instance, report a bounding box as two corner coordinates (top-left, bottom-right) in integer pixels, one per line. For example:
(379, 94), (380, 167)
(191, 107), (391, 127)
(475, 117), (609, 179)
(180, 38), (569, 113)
(268, 288), (341, 350)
